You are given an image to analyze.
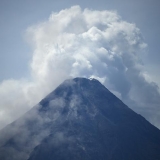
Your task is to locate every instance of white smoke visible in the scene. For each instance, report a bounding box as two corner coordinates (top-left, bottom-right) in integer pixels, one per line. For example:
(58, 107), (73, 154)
(0, 5), (160, 129)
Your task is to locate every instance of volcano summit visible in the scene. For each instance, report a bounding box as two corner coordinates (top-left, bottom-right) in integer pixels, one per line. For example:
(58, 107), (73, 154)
(0, 78), (160, 160)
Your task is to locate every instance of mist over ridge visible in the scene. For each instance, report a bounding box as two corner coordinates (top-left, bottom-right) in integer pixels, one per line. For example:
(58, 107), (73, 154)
(0, 5), (160, 130)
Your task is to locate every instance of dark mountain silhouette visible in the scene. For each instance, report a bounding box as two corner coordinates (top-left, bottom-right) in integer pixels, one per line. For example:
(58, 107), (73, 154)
(0, 77), (160, 160)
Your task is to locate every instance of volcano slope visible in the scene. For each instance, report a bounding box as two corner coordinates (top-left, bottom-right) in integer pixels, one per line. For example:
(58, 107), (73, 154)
(0, 78), (160, 160)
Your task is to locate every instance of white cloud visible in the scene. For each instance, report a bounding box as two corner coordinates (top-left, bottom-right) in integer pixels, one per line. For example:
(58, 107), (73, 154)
(0, 5), (159, 129)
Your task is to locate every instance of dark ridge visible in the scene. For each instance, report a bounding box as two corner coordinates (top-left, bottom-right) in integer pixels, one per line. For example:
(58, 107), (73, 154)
(0, 77), (159, 160)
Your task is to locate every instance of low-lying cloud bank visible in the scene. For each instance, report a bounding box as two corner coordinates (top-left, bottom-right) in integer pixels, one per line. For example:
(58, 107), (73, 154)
(0, 5), (160, 129)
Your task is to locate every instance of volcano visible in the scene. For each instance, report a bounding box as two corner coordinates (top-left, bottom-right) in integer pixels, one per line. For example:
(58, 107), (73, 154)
(0, 78), (160, 160)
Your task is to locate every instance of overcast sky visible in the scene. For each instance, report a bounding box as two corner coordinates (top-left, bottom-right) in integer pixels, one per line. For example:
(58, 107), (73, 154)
(0, 0), (160, 129)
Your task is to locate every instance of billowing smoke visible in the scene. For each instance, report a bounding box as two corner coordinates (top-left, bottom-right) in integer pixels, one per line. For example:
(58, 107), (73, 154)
(0, 5), (160, 129)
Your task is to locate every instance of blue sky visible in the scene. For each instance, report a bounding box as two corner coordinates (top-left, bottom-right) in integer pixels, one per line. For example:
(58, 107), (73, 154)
(0, 0), (160, 129)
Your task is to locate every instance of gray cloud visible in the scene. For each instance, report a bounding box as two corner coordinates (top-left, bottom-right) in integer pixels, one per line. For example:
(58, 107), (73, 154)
(0, 5), (159, 129)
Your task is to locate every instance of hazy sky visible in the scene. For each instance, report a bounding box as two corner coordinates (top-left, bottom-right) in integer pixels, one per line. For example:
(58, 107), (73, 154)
(0, 0), (160, 129)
